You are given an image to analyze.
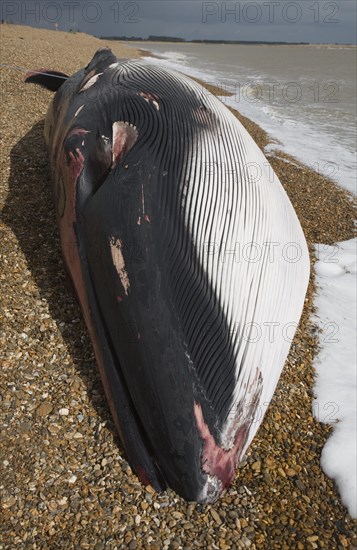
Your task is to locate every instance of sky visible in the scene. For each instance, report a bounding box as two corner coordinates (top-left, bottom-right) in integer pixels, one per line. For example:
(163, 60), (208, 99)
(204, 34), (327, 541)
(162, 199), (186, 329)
(1, 0), (356, 44)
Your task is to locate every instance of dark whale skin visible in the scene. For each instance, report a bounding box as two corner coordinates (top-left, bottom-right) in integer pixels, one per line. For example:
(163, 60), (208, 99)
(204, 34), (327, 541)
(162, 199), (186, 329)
(25, 48), (310, 503)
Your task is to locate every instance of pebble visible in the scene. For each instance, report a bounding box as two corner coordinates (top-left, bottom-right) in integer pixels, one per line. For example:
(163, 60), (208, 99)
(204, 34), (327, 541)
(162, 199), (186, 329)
(36, 402), (53, 417)
(48, 501), (57, 512)
(210, 509), (222, 525)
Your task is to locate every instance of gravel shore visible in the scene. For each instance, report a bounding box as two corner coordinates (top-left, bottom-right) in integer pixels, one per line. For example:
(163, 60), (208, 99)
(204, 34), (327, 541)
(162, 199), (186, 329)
(1, 24), (356, 549)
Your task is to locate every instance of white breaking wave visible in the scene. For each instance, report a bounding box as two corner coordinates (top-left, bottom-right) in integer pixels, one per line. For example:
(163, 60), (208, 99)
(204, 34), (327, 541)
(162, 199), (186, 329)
(313, 240), (357, 518)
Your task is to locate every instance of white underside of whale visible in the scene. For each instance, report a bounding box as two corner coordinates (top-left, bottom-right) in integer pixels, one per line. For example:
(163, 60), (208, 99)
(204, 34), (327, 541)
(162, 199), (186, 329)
(151, 66), (310, 456)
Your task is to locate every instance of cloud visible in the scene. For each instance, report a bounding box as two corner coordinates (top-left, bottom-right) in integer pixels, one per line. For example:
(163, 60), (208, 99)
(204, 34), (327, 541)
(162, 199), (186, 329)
(1, 0), (356, 44)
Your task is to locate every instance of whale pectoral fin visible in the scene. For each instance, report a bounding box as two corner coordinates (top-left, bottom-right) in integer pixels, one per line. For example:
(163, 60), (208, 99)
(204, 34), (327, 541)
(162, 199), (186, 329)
(24, 69), (69, 91)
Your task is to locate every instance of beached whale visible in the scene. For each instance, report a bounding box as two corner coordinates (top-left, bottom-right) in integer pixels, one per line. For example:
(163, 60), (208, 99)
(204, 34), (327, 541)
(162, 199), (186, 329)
(25, 48), (310, 503)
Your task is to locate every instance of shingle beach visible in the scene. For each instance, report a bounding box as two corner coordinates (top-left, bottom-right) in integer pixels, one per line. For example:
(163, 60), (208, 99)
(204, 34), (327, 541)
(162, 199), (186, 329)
(1, 24), (356, 549)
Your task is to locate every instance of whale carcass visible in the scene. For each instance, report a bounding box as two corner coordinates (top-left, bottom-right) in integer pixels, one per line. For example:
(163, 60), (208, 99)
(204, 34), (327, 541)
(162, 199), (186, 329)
(25, 48), (310, 503)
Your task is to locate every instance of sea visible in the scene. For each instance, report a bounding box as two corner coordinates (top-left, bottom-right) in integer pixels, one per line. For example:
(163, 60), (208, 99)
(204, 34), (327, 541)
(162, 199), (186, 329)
(130, 42), (356, 194)
(128, 41), (357, 516)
